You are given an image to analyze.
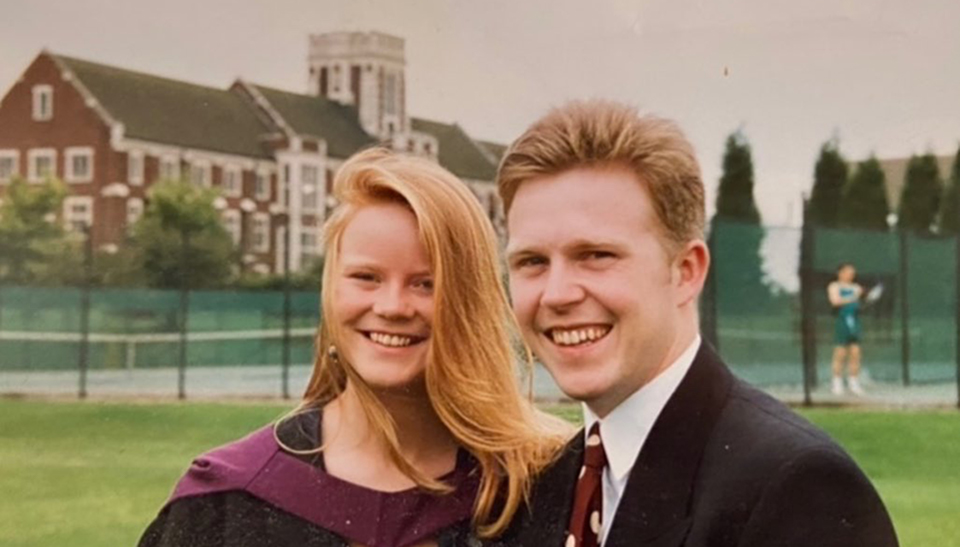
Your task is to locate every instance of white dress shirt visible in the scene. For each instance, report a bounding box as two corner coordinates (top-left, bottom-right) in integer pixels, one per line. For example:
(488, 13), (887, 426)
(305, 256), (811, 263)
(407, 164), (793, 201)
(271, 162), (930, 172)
(582, 335), (701, 545)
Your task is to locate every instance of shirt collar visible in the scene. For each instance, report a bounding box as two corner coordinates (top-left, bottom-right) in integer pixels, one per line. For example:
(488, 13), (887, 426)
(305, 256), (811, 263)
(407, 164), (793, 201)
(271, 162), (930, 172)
(583, 335), (701, 481)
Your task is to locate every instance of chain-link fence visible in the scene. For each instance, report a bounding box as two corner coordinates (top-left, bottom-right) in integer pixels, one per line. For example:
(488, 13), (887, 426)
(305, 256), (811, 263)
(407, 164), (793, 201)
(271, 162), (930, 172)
(703, 219), (960, 407)
(0, 283), (321, 398)
(2, 219), (959, 406)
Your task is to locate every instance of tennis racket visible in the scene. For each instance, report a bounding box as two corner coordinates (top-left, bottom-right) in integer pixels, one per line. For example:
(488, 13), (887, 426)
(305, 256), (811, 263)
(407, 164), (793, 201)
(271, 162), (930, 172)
(864, 283), (884, 304)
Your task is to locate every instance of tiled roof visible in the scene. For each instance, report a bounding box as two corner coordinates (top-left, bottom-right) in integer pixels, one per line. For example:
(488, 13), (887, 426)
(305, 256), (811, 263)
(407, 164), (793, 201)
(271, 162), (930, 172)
(47, 53), (502, 181)
(875, 154), (954, 209)
(411, 118), (498, 181)
(251, 85), (376, 159)
(477, 140), (508, 165)
(54, 54), (273, 158)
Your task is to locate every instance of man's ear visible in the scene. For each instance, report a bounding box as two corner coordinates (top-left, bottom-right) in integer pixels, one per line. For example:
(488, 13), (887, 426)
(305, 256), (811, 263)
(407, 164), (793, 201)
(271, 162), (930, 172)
(673, 239), (710, 307)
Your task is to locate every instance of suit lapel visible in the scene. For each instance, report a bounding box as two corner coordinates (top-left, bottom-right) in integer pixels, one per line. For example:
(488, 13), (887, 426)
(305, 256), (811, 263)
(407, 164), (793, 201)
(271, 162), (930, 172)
(604, 343), (733, 547)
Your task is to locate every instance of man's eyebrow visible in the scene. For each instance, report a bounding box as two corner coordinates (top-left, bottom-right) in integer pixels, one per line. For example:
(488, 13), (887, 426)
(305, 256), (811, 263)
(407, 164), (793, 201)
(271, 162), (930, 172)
(566, 238), (627, 252)
(505, 244), (538, 261)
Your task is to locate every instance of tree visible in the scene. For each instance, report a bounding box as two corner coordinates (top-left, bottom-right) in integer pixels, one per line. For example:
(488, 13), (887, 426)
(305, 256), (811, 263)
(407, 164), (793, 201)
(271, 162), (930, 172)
(129, 179), (235, 288)
(898, 153), (943, 234)
(808, 138), (848, 228)
(0, 176), (69, 283)
(710, 130), (775, 312)
(234, 257), (323, 291)
(838, 156), (890, 231)
(938, 145), (960, 235)
(714, 130), (761, 223)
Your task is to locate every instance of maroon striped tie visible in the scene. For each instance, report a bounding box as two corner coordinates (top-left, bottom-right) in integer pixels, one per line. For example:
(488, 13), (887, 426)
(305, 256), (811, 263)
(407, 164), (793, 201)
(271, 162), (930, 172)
(565, 422), (607, 547)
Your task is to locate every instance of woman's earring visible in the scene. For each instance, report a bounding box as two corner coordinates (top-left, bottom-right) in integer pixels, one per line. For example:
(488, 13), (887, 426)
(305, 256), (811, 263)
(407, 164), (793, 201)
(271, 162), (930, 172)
(327, 345), (340, 362)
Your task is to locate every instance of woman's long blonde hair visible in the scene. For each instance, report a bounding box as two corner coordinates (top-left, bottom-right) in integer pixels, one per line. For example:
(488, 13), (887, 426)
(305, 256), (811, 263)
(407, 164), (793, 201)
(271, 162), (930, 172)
(290, 148), (568, 537)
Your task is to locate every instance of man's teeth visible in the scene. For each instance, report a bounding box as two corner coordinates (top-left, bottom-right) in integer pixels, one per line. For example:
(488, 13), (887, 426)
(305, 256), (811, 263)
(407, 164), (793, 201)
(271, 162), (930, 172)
(369, 332), (415, 347)
(550, 327), (610, 346)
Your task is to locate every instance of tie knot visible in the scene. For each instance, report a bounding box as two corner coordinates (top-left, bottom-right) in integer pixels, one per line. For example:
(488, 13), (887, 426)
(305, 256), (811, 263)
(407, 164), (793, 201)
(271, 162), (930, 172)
(584, 422), (607, 469)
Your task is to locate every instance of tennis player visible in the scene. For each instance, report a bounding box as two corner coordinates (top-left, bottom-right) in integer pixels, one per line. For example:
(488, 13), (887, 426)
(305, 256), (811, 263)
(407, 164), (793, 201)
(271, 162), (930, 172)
(828, 263), (865, 396)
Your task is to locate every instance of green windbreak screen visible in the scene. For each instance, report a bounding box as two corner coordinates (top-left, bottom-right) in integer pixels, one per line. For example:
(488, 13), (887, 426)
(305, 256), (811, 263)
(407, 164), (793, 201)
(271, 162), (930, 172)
(708, 221), (958, 387)
(0, 287), (319, 371)
(709, 221), (803, 387)
(811, 227), (955, 384)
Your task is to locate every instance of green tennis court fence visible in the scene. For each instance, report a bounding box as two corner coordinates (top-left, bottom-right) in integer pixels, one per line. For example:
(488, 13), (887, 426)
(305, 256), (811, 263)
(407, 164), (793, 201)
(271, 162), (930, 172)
(702, 219), (960, 406)
(0, 328), (317, 370)
(2, 219), (960, 405)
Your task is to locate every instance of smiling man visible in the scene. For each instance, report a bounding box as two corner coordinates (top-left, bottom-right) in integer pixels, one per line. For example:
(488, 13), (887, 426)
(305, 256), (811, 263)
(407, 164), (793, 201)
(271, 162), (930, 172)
(494, 100), (898, 547)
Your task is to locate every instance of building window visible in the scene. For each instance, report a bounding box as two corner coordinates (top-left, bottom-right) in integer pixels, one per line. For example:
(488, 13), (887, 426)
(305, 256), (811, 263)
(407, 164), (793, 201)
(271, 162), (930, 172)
(159, 156), (180, 181)
(301, 227), (319, 266)
(255, 170), (271, 201)
(0, 150), (19, 183)
(32, 85), (53, 121)
(63, 196), (93, 232)
(128, 151), (144, 186)
(384, 73), (397, 115)
(27, 148), (56, 182)
(126, 198), (144, 229)
(275, 226), (287, 273)
(302, 165), (319, 211)
(190, 161), (211, 187)
(65, 147), (94, 183)
(222, 209), (241, 246)
(222, 165), (242, 197)
(251, 212), (270, 253)
(301, 228), (318, 252)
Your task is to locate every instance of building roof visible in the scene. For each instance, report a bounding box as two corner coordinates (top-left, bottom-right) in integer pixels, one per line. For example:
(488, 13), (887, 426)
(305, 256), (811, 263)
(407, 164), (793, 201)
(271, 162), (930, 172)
(250, 84), (376, 159)
(477, 140), (508, 165)
(53, 54), (274, 159)
(875, 154), (955, 209)
(46, 53), (503, 180)
(411, 118), (499, 181)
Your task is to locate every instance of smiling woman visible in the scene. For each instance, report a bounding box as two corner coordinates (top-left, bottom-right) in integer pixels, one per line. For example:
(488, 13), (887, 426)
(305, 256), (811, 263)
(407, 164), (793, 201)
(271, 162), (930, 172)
(332, 202), (437, 393)
(137, 148), (570, 547)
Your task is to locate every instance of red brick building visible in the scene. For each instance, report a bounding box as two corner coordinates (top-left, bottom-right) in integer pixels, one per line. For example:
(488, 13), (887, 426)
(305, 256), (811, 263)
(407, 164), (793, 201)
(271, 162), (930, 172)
(0, 31), (504, 273)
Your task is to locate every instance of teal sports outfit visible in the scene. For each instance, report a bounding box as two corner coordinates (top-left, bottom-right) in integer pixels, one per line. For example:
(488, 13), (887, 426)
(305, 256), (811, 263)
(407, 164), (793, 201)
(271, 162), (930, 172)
(834, 285), (861, 345)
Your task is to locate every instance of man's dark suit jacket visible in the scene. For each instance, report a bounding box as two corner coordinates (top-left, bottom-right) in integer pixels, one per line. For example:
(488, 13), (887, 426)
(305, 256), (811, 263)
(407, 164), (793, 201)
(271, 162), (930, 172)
(496, 343), (898, 547)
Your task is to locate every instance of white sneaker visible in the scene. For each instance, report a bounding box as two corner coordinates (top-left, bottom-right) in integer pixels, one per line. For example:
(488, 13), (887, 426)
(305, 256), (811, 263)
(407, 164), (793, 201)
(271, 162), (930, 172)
(831, 376), (845, 396)
(848, 376), (865, 396)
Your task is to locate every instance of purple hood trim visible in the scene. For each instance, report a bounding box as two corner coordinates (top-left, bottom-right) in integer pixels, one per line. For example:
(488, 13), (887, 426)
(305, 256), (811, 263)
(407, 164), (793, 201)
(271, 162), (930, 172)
(168, 422), (479, 547)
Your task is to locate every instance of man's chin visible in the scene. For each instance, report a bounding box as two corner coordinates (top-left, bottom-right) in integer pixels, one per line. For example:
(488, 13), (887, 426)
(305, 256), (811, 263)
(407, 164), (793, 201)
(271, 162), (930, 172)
(552, 375), (612, 405)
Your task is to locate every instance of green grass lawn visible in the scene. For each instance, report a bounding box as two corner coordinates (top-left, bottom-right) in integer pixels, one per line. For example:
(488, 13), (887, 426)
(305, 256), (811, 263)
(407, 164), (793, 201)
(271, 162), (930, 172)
(0, 400), (956, 547)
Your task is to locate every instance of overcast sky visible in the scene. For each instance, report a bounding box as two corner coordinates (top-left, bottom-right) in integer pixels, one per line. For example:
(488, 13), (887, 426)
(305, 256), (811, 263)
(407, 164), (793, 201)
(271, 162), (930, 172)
(2, 0), (958, 226)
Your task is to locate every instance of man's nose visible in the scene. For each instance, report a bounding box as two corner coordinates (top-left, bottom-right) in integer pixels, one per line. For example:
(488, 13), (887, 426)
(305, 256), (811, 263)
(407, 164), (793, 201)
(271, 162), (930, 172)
(540, 262), (585, 309)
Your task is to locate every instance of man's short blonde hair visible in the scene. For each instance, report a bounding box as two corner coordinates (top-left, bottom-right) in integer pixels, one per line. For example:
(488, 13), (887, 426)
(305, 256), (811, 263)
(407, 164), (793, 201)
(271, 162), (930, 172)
(497, 99), (705, 250)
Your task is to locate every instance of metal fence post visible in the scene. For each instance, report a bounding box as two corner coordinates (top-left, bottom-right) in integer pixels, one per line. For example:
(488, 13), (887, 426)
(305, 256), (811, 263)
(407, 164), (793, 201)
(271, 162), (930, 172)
(177, 230), (190, 400)
(0, 282), (5, 358)
(281, 217), (291, 399)
(955, 233), (960, 409)
(77, 224), (93, 399)
(799, 201), (817, 406)
(899, 230), (911, 386)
